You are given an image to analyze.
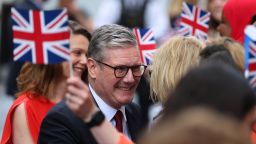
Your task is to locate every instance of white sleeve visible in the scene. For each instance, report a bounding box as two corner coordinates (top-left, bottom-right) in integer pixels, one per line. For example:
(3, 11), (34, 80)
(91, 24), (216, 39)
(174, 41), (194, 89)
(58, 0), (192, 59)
(93, 0), (122, 29)
(144, 0), (170, 38)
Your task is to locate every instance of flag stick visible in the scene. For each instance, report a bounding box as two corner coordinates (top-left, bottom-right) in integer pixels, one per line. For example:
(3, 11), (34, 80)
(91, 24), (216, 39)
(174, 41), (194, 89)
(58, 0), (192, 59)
(66, 60), (74, 100)
(69, 60), (74, 77)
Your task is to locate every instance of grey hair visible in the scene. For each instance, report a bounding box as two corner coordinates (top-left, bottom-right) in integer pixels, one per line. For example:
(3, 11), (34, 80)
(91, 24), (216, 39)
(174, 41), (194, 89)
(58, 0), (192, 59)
(88, 24), (137, 61)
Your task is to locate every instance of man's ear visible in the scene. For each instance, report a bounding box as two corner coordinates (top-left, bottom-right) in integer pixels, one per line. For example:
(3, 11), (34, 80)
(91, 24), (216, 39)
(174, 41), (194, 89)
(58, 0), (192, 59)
(87, 58), (97, 79)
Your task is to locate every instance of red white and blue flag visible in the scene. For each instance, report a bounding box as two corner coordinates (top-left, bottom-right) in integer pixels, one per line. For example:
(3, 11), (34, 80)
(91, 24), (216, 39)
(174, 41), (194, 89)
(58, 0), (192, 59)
(133, 28), (156, 65)
(177, 2), (210, 41)
(245, 25), (256, 88)
(11, 8), (70, 64)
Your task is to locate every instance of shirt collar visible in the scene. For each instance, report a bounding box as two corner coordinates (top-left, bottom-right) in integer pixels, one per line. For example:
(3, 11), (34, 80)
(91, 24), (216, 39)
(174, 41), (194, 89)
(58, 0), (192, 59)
(89, 84), (127, 122)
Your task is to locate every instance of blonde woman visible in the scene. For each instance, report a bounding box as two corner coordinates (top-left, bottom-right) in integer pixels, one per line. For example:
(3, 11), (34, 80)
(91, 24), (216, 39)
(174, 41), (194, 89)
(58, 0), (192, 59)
(150, 36), (204, 104)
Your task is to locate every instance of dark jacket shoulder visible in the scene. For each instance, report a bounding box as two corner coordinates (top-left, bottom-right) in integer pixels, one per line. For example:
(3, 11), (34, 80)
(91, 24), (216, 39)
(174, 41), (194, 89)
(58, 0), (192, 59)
(38, 101), (97, 144)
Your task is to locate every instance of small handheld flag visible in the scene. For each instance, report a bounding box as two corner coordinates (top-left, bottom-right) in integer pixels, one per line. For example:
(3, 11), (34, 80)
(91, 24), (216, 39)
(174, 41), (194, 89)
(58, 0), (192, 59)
(11, 8), (70, 64)
(133, 28), (156, 65)
(244, 25), (256, 88)
(177, 2), (210, 41)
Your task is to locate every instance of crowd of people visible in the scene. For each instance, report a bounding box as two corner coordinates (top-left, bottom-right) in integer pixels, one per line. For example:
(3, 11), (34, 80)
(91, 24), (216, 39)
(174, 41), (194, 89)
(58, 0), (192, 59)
(0, 0), (256, 144)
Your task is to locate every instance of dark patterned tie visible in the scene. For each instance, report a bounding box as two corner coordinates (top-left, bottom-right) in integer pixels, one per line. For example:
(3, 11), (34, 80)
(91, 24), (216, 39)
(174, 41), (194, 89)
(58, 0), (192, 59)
(114, 110), (123, 133)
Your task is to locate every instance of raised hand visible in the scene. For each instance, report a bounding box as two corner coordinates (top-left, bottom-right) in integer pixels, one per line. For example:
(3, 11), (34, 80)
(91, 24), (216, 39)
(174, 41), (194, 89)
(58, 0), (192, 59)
(66, 77), (99, 122)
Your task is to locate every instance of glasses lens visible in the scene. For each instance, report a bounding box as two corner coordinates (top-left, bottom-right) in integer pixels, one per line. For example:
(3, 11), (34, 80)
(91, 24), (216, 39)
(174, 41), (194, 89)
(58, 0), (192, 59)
(132, 65), (145, 76)
(115, 66), (128, 78)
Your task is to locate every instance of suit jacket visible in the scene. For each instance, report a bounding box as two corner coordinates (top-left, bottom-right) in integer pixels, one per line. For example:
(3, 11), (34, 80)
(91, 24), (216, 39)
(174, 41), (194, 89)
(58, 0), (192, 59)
(38, 101), (144, 144)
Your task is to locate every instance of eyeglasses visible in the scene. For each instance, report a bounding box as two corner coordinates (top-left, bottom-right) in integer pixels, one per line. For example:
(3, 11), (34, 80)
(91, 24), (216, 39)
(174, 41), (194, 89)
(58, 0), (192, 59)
(94, 59), (147, 78)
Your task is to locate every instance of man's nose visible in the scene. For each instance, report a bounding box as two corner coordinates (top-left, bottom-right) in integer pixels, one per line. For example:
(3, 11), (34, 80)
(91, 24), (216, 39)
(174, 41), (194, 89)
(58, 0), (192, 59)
(123, 68), (135, 83)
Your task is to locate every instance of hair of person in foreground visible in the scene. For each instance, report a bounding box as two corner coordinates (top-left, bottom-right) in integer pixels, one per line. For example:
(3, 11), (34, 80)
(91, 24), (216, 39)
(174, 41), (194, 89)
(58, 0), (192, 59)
(139, 107), (251, 144)
(163, 62), (256, 123)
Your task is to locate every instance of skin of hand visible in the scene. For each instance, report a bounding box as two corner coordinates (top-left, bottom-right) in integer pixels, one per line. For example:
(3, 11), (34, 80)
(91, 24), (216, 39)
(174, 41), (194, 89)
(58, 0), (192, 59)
(66, 77), (99, 122)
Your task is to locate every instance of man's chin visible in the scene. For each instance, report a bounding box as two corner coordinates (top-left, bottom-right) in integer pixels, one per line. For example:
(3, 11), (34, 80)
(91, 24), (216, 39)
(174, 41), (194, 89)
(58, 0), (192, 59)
(119, 98), (133, 105)
(118, 89), (135, 96)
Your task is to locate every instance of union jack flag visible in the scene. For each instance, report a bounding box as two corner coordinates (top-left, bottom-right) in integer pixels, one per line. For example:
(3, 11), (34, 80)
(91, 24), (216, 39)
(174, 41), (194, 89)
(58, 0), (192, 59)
(11, 8), (70, 64)
(177, 2), (210, 41)
(245, 25), (256, 88)
(133, 28), (156, 65)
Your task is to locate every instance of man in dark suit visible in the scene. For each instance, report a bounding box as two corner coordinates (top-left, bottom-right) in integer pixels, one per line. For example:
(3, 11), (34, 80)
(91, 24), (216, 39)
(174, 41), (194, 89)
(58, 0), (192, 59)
(38, 24), (146, 143)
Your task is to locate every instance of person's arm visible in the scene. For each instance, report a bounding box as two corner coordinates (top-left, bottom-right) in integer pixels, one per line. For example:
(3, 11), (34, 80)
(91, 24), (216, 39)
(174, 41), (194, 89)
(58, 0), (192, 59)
(90, 119), (133, 144)
(66, 77), (133, 144)
(12, 103), (34, 144)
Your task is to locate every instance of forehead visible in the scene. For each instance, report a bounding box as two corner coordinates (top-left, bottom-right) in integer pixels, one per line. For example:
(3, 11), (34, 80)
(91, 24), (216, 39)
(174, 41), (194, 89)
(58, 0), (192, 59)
(103, 46), (141, 65)
(70, 34), (89, 49)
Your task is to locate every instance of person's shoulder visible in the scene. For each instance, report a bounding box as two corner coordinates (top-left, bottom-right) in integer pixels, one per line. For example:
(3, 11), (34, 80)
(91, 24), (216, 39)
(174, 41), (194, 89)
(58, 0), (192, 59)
(41, 100), (81, 131)
(126, 102), (141, 110)
(44, 100), (84, 125)
(8, 93), (29, 111)
(39, 100), (96, 144)
(46, 100), (70, 115)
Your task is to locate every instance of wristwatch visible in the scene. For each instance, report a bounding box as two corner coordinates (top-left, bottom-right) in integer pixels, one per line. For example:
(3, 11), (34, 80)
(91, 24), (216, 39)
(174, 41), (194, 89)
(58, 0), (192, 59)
(86, 111), (105, 128)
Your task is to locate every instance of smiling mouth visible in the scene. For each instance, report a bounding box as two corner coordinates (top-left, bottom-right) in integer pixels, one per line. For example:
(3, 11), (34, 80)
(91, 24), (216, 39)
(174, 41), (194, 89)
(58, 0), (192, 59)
(118, 87), (132, 91)
(73, 67), (85, 72)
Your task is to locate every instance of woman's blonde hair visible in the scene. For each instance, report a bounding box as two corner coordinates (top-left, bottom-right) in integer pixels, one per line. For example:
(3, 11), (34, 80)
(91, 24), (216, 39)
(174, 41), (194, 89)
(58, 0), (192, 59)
(150, 36), (203, 104)
(16, 62), (64, 99)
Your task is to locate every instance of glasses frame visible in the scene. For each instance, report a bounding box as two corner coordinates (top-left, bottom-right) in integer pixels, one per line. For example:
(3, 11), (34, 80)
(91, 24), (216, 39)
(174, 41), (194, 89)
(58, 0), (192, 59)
(94, 59), (147, 78)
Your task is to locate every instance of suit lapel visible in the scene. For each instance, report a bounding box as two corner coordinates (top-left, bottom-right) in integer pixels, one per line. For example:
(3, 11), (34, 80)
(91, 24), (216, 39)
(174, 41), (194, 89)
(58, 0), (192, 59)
(126, 108), (136, 141)
(125, 105), (141, 142)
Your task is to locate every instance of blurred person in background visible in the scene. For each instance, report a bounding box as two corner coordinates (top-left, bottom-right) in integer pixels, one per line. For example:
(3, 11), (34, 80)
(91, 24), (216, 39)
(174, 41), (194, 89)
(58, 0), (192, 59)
(1, 62), (67, 144)
(150, 36), (203, 121)
(217, 0), (256, 44)
(57, 0), (94, 33)
(207, 0), (227, 42)
(94, 0), (169, 39)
